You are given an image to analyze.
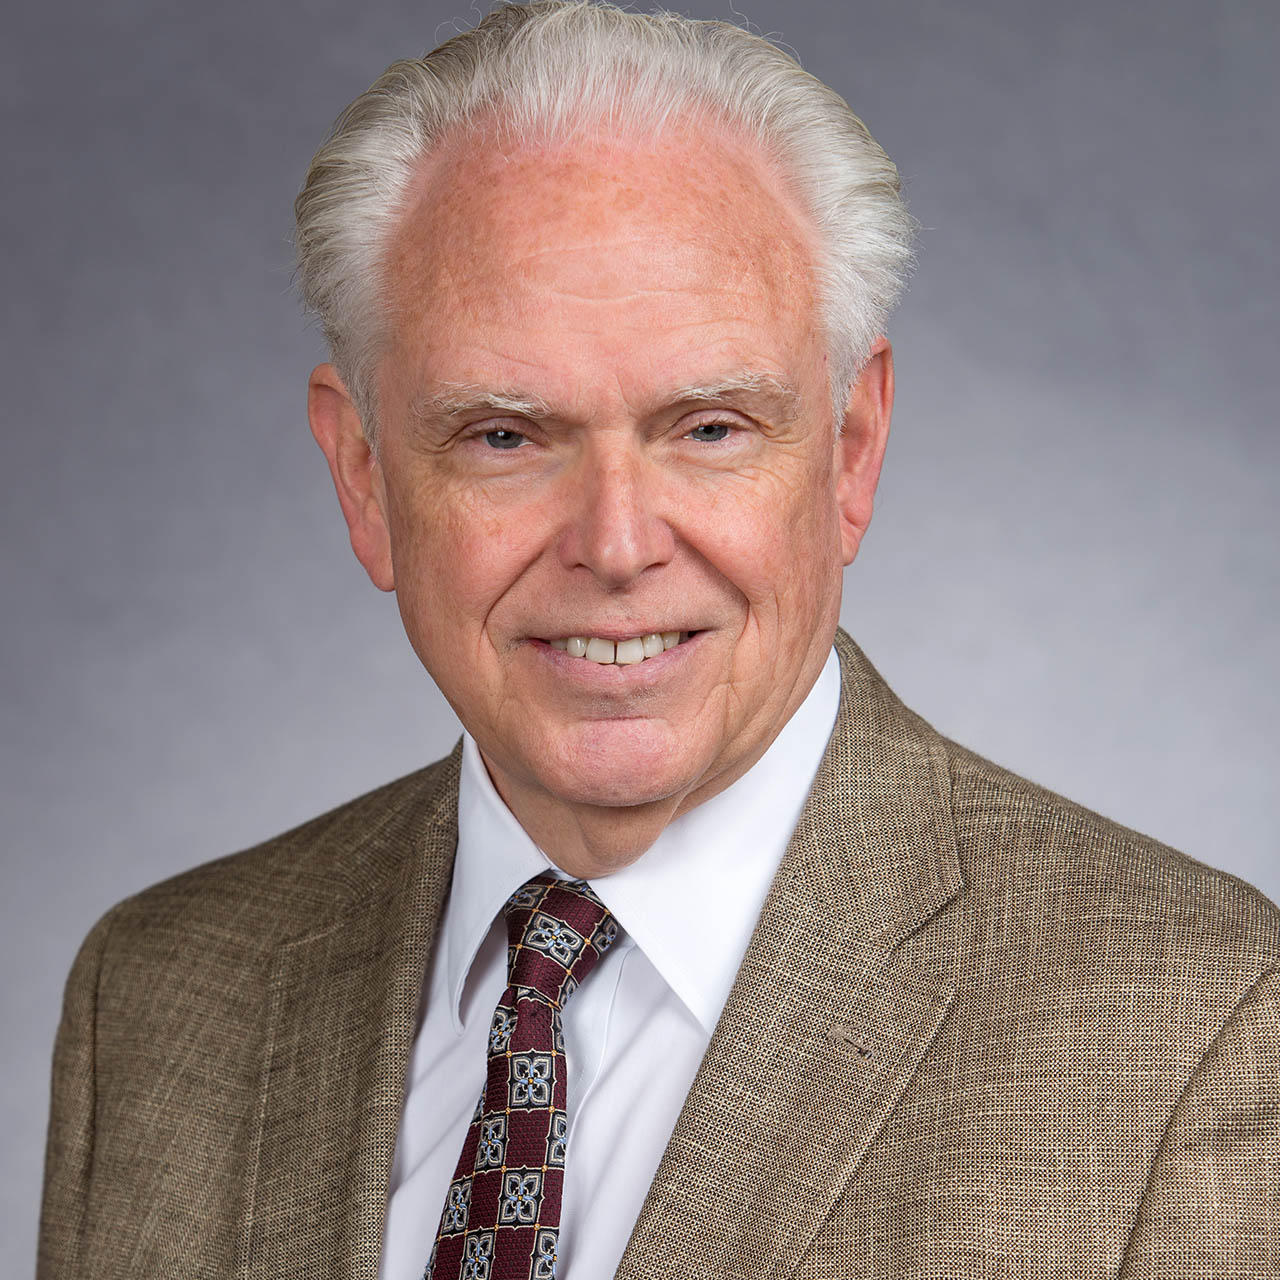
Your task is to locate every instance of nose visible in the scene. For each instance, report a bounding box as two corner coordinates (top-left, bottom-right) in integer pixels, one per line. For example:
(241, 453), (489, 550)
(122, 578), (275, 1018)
(557, 440), (675, 589)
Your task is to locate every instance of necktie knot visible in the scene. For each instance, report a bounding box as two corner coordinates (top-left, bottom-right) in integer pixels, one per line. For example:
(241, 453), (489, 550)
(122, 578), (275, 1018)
(503, 872), (619, 1010)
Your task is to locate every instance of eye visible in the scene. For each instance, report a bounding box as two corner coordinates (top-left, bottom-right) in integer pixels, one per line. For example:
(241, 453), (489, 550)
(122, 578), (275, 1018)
(482, 428), (527, 449)
(686, 422), (732, 443)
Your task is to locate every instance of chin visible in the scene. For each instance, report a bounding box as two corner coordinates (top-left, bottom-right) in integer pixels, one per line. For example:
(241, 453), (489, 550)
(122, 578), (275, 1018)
(540, 725), (709, 812)
(544, 759), (694, 811)
(551, 774), (683, 811)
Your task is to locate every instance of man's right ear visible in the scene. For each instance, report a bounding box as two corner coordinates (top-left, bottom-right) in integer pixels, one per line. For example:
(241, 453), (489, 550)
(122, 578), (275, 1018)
(307, 363), (396, 592)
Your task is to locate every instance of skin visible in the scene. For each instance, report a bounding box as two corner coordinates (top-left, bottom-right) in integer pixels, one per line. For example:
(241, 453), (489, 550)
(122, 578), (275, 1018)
(309, 120), (893, 878)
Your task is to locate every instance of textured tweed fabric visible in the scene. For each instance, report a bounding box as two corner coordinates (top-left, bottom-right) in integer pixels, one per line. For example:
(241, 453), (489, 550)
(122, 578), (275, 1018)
(427, 874), (618, 1280)
(39, 630), (1280, 1279)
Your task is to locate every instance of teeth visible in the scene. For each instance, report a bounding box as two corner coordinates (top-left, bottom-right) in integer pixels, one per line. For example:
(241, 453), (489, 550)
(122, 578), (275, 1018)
(549, 631), (692, 665)
(615, 637), (645, 665)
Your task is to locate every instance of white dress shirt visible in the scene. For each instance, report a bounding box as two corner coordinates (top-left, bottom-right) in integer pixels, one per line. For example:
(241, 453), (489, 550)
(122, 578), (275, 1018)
(379, 648), (841, 1280)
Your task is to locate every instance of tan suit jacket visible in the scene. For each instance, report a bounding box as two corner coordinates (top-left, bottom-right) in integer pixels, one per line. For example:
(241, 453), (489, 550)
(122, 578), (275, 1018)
(39, 630), (1280, 1278)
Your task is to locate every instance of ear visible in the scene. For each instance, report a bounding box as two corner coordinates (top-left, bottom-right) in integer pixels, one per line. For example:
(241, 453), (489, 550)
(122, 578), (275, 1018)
(307, 363), (395, 591)
(835, 337), (894, 566)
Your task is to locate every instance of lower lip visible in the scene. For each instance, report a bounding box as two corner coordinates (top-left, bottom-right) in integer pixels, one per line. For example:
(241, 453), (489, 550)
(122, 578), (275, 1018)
(528, 632), (702, 681)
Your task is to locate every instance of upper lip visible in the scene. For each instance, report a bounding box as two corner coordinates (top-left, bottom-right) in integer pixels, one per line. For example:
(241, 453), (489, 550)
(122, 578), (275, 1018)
(535, 627), (697, 641)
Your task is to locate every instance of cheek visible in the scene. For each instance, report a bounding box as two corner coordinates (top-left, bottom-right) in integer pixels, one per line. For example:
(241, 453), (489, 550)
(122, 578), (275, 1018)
(384, 481), (548, 650)
(690, 459), (840, 612)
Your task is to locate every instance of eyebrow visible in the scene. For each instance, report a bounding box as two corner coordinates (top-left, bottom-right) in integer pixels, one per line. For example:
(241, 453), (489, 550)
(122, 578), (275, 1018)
(409, 370), (802, 425)
(411, 382), (553, 422)
(667, 371), (802, 421)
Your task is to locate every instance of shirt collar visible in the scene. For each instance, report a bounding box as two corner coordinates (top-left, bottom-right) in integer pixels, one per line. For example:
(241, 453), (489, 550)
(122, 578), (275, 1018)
(446, 647), (842, 1035)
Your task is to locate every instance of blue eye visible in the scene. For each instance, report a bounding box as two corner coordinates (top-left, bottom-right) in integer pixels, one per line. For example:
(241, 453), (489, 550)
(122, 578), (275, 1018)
(483, 429), (526, 449)
(687, 423), (731, 442)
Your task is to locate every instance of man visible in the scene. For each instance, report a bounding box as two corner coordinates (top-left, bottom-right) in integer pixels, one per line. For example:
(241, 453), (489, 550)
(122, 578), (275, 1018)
(39, 2), (1279, 1277)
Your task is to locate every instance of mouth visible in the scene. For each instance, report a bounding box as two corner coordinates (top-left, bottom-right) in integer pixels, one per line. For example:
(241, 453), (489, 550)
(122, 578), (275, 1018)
(538, 630), (698, 667)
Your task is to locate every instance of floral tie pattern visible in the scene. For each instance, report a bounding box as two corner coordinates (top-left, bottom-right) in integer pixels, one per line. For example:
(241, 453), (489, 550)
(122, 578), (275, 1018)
(425, 874), (619, 1280)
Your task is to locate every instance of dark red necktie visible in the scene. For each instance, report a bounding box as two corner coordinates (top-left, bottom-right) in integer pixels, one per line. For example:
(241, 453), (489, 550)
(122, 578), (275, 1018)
(425, 873), (619, 1280)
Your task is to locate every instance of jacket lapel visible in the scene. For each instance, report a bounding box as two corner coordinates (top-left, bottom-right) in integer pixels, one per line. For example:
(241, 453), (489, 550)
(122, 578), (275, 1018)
(241, 749), (462, 1280)
(615, 631), (964, 1280)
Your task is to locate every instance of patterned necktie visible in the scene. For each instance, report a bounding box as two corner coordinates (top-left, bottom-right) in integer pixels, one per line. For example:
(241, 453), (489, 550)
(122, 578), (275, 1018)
(426, 873), (619, 1280)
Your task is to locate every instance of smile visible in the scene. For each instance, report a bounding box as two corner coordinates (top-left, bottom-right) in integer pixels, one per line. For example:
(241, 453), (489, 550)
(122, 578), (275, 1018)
(544, 632), (694, 665)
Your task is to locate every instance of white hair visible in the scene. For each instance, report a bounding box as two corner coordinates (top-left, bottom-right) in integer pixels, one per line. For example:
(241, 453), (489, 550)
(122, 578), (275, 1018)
(294, 0), (915, 440)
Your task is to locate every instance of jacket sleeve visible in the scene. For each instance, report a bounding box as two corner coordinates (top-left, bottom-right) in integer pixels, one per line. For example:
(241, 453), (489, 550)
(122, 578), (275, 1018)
(37, 907), (119, 1280)
(1119, 966), (1280, 1279)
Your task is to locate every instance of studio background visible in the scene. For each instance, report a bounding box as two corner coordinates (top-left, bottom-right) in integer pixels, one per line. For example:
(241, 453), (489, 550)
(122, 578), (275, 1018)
(3, 0), (1276, 1271)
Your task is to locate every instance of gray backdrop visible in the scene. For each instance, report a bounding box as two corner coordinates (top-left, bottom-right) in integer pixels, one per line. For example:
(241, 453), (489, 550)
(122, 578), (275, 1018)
(3, 0), (1277, 1271)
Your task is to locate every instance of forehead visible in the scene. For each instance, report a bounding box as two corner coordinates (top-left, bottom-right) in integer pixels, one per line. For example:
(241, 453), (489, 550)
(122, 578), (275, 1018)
(380, 120), (822, 406)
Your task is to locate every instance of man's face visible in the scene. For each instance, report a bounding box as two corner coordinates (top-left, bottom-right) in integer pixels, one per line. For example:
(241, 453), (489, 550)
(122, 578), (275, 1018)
(312, 122), (890, 854)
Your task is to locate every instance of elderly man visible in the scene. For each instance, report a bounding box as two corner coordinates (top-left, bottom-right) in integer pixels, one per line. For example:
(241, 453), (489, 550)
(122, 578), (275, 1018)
(39, 3), (1279, 1278)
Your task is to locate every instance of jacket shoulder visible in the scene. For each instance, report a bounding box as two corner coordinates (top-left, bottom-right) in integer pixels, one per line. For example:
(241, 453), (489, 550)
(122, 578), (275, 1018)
(100, 748), (461, 958)
(941, 736), (1280, 978)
